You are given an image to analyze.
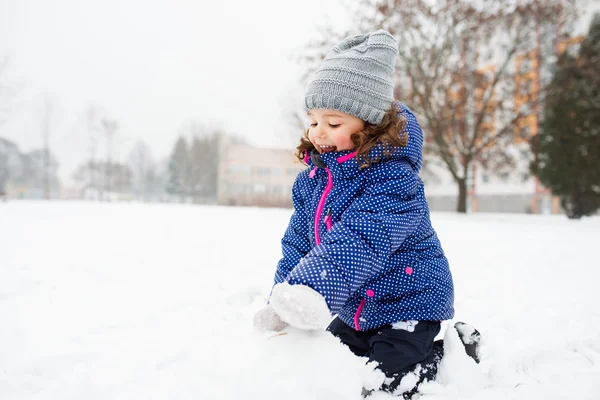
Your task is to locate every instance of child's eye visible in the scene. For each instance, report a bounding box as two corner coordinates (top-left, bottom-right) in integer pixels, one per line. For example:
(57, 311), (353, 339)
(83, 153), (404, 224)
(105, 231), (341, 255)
(329, 124), (340, 128)
(309, 123), (317, 128)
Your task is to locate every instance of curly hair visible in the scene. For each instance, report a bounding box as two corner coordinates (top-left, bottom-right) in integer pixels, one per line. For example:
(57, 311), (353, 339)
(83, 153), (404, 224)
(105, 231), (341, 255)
(295, 104), (408, 168)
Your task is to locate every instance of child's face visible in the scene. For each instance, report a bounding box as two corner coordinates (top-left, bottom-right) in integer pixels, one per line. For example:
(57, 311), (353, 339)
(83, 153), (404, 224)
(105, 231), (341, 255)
(307, 109), (365, 153)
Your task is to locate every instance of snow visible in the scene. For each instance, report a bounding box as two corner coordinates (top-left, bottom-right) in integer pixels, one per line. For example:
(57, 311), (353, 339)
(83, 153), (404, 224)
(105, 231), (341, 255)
(1, 201), (600, 399)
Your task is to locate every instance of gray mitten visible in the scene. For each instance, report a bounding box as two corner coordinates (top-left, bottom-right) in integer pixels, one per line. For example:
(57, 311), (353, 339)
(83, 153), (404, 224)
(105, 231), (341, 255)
(253, 304), (288, 332)
(270, 282), (331, 330)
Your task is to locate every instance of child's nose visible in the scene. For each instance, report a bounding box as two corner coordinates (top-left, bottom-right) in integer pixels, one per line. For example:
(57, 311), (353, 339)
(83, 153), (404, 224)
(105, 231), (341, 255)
(314, 125), (327, 138)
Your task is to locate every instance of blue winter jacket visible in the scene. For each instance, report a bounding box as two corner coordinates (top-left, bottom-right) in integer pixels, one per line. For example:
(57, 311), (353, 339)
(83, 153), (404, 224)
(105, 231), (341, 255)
(274, 102), (454, 331)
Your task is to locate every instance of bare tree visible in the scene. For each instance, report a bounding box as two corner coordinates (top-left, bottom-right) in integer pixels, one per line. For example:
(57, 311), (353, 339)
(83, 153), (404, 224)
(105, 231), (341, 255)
(0, 57), (17, 196)
(100, 117), (118, 201)
(73, 160), (131, 197)
(283, 23), (351, 149)
(39, 94), (60, 199)
(0, 56), (15, 127)
(0, 138), (21, 195)
(127, 140), (153, 201)
(304, 0), (580, 212)
(84, 104), (101, 195)
(278, 82), (310, 148)
(23, 148), (59, 194)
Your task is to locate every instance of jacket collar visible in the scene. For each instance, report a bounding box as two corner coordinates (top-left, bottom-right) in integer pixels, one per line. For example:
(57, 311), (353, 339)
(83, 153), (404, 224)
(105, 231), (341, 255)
(305, 149), (361, 180)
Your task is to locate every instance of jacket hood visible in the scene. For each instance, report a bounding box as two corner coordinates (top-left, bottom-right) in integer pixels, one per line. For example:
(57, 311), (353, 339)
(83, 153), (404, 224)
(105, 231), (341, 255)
(368, 102), (423, 173)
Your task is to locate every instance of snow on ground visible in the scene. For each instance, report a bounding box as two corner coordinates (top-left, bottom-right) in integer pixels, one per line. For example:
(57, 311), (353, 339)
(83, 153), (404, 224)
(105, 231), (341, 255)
(1, 201), (599, 400)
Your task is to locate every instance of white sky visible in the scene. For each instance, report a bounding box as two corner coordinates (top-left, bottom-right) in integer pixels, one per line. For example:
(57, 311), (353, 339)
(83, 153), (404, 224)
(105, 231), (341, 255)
(0, 0), (352, 183)
(1, 0), (597, 185)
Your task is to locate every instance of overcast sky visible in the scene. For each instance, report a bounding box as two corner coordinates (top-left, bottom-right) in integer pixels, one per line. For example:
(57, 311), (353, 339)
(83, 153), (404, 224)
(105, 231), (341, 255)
(0, 0), (352, 183)
(1, 1), (598, 185)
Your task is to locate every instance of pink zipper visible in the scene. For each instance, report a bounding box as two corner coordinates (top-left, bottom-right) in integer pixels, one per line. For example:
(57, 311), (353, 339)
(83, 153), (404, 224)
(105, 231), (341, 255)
(324, 210), (333, 231)
(314, 167), (333, 245)
(312, 151), (365, 330)
(312, 151), (355, 244)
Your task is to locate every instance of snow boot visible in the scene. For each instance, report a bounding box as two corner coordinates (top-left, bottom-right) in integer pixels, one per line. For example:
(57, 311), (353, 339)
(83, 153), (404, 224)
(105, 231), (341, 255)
(454, 321), (481, 363)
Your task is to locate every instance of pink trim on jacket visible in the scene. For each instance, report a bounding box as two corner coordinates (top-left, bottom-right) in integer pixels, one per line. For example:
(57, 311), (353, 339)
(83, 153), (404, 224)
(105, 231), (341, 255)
(354, 299), (366, 330)
(303, 151), (310, 164)
(324, 214), (333, 231)
(314, 167), (333, 245)
(336, 151), (357, 164)
(354, 290), (374, 330)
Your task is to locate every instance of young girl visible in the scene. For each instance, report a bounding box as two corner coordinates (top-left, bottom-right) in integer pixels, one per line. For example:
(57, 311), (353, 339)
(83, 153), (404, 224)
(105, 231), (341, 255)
(254, 30), (480, 398)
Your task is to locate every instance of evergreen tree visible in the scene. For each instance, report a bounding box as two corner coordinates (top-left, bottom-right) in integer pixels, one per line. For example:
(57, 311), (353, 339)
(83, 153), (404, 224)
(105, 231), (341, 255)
(533, 14), (600, 219)
(166, 136), (190, 201)
(189, 133), (219, 201)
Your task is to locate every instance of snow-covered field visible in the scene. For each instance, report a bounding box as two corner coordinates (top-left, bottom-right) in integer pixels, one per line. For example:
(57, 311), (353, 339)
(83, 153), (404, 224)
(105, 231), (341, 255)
(1, 201), (599, 400)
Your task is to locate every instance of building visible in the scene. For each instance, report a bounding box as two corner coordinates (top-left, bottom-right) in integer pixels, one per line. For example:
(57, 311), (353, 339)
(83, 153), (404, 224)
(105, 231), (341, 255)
(217, 143), (304, 208)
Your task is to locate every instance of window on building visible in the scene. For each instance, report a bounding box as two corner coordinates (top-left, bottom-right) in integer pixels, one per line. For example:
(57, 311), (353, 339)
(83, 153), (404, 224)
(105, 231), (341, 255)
(566, 44), (580, 57)
(254, 184), (266, 194)
(505, 80), (515, 94)
(477, 69), (494, 88)
(519, 80), (532, 96)
(254, 167), (271, 176)
(271, 185), (283, 195)
(451, 95), (462, 107)
(482, 174), (490, 183)
(519, 103), (531, 116)
(228, 167), (247, 176)
(484, 49), (494, 62)
(231, 166), (251, 176)
(520, 125), (531, 139)
(233, 184), (247, 194)
(520, 58), (533, 73)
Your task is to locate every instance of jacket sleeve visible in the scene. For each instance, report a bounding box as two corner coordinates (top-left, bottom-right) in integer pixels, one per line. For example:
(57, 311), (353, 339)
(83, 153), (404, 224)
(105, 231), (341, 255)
(286, 163), (424, 313)
(273, 173), (312, 285)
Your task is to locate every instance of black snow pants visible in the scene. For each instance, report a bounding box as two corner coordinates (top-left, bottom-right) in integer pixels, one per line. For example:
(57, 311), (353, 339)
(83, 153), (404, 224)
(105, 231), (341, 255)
(327, 317), (444, 398)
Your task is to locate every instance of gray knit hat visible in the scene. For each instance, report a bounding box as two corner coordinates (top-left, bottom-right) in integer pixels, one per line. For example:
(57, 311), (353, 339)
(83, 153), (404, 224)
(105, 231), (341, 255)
(304, 30), (398, 125)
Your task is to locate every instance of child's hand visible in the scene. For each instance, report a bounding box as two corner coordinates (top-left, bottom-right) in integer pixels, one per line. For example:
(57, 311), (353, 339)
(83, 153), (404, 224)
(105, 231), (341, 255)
(270, 282), (331, 330)
(253, 305), (288, 332)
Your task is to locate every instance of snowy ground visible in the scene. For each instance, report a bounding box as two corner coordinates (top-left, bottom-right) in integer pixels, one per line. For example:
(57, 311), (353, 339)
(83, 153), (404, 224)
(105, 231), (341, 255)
(1, 201), (599, 400)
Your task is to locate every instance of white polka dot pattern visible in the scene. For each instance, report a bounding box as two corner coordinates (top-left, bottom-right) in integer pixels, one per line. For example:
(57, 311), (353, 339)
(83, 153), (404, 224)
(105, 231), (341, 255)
(273, 103), (454, 331)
